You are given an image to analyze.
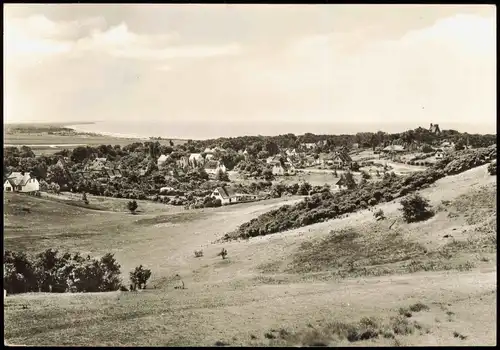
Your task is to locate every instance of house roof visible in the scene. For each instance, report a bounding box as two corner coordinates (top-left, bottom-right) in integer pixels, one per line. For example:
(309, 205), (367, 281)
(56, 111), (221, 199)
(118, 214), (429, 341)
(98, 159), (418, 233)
(204, 160), (220, 170)
(383, 145), (405, 152)
(429, 123), (441, 133)
(333, 152), (352, 163)
(157, 154), (169, 162)
(215, 186), (237, 199)
(7, 172), (32, 186)
(336, 176), (347, 186)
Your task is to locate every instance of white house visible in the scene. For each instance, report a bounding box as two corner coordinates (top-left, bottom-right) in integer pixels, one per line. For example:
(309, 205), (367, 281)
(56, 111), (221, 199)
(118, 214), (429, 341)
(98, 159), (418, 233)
(189, 153), (205, 168)
(286, 149), (298, 157)
(301, 143), (316, 150)
(157, 154), (169, 168)
(382, 145), (405, 154)
(329, 152), (353, 168)
(334, 176), (349, 190)
(4, 172), (40, 193)
(204, 161), (227, 175)
(272, 161), (296, 176)
(211, 186), (238, 205)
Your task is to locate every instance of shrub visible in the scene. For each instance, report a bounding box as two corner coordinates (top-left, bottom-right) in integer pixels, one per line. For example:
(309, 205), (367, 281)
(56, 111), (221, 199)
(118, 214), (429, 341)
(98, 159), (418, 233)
(127, 200), (138, 214)
(217, 248), (228, 260)
(487, 162), (496, 175)
(399, 193), (434, 223)
(4, 249), (122, 294)
(129, 265), (152, 290)
(194, 250), (204, 258)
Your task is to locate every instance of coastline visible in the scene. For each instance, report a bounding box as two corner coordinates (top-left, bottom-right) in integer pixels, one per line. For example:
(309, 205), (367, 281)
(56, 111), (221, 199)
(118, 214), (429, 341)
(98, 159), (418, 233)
(66, 124), (147, 140)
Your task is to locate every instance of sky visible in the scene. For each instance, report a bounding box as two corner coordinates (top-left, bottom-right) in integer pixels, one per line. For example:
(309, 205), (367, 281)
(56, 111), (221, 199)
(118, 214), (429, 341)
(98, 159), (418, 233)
(3, 4), (496, 128)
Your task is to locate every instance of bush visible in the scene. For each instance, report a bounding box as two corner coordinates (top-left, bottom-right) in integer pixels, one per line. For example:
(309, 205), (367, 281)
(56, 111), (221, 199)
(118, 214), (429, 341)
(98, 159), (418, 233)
(399, 193), (434, 223)
(129, 265), (152, 290)
(3, 249), (122, 294)
(194, 250), (204, 258)
(487, 162), (496, 175)
(127, 200), (138, 213)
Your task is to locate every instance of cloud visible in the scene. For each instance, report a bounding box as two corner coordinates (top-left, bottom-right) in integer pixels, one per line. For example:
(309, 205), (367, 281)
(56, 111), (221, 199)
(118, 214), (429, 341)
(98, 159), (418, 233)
(3, 14), (242, 69)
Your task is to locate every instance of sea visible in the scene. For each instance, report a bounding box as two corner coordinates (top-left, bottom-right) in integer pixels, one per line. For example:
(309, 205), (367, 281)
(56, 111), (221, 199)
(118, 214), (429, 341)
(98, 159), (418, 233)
(67, 120), (496, 141)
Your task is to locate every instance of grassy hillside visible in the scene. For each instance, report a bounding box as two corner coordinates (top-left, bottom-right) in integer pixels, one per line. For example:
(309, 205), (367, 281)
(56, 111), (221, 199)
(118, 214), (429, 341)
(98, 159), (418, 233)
(4, 162), (497, 346)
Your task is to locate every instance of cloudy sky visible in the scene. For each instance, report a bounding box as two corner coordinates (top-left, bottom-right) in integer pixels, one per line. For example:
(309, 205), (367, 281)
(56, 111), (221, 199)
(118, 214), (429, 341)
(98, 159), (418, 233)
(4, 4), (496, 128)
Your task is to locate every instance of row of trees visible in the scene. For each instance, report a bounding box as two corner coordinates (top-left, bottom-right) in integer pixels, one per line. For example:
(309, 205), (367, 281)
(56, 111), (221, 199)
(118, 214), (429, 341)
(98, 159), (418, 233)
(4, 249), (152, 294)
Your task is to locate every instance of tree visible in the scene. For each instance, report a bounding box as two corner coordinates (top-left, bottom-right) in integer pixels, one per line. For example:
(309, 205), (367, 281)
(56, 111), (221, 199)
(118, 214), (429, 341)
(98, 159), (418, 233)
(399, 193), (434, 223)
(343, 171), (357, 189)
(129, 265), (152, 290)
(350, 162), (360, 172)
(487, 162), (496, 175)
(215, 169), (229, 182)
(82, 192), (89, 205)
(127, 200), (138, 214)
(298, 181), (312, 195)
(169, 140), (174, 147)
(374, 209), (385, 221)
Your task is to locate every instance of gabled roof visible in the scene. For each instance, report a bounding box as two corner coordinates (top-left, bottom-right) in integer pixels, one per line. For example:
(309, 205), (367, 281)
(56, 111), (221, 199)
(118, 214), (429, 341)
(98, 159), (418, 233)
(215, 186), (237, 199)
(383, 145), (405, 152)
(6, 172), (32, 186)
(336, 176), (347, 186)
(157, 154), (169, 162)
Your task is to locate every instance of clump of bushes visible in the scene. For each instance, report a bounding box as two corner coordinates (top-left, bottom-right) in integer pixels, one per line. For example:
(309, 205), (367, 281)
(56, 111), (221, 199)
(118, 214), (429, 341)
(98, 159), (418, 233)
(487, 161), (496, 175)
(3, 249), (123, 294)
(129, 265), (152, 290)
(127, 200), (138, 213)
(399, 193), (434, 223)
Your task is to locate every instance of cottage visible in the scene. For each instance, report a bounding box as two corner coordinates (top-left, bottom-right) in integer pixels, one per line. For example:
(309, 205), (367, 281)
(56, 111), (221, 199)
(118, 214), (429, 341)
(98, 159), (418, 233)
(211, 186), (238, 205)
(204, 160), (227, 175)
(335, 176), (349, 190)
(429, 123), (441, 134)
(382, 145), (405, 153)
(177, 156), (190, 169)
(330, 152), (353, 168)
(189, 153), (205, 167)
(4, 172), (40, 193)
(272, 161), (296, 176)
(85, 158), (108, 171)
(286, 149), (298, 157)
(301, 143), (316, 150)
(157, 154), (169, 168)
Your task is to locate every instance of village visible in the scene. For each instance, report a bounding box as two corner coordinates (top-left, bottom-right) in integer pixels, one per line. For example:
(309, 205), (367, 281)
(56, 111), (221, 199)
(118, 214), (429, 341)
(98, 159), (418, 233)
(4, 123), (470, 210)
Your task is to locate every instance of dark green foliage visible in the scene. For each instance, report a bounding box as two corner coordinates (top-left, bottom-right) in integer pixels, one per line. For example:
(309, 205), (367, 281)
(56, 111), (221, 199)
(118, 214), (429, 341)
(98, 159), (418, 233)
(3, 249), (122, 294)
(127, 200), (138, 213)
(231, 146), (495, 239)
(129, 265), (152, 290)
(399, 193), (434, 223)
(487, 162), (496, 175)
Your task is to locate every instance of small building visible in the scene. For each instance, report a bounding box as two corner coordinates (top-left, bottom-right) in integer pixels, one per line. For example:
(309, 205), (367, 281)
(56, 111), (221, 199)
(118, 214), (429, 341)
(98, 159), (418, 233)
(330, 152), (353, 168)
(301, 143), (317, 150)
(4, 172), (40, 193)
(204, 160), (227, 175)
(335, 176), (348, 190)
(271, 160), (296, 176)
(382, 145), (406, 153)
(429, 123), (441, 134)
(211, 186), (238, 205)
(157, 154), (169, 168)
(105, 168), (123, 179)
(189, 153), (205, 168)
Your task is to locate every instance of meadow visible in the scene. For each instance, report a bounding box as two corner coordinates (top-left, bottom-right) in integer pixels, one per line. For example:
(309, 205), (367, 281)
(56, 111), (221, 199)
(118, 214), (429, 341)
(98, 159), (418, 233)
(4, 163), (497, 346)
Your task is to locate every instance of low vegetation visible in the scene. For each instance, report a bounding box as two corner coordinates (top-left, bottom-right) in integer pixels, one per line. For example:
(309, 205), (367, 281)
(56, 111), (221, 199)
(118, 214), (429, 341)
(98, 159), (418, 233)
(229, 145), (495, 240)
(4, 249), (122, 294)
(129, 265), (152, 290)
(399, 193), (434, 223)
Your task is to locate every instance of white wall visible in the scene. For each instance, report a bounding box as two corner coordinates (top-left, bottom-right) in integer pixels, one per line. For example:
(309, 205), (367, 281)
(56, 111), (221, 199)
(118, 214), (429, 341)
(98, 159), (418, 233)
(21, 178), (40, 192)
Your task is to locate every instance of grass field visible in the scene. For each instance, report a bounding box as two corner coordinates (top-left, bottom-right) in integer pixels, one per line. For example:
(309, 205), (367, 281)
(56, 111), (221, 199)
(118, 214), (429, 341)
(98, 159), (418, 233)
(4, 123), (187, 155)
(3, 164), (497, 346)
